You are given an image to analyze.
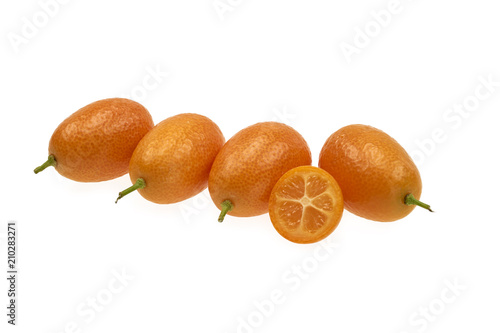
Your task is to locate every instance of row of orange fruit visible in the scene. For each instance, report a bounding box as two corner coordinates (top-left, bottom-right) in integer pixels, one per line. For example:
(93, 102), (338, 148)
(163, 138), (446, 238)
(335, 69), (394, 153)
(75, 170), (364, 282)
(34, 98), (432, 244)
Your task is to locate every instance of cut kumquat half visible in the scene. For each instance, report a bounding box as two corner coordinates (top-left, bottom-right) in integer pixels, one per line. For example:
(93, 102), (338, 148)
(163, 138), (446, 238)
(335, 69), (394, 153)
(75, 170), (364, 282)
(269, 166), (344, 244)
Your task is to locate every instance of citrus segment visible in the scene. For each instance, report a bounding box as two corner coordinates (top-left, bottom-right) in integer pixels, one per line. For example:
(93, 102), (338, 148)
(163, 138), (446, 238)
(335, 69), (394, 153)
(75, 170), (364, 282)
(279, 174), (305, 199)
(277, 201), (303, 229)
(312, 194), (334, 211)
(306, 174), (328, 198)
(303, 206), (328, 232)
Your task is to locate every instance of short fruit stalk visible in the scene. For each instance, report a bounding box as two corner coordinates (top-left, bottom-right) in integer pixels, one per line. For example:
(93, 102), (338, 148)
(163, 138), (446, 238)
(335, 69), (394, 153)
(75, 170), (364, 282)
(34, 155), (57, 174)
(115, 178), (147, 203)
(218, 200), (233, 222)
(405, 193), (433, 212)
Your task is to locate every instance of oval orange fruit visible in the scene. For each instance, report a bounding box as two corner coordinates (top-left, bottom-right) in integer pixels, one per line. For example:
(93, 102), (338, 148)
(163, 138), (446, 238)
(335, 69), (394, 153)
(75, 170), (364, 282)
(269, 166), (344, 244)
(208, 122), (312, 221)
(116, 113), (225, 204)
(318, 124), (432, 222)
(34, 98), (154, 182)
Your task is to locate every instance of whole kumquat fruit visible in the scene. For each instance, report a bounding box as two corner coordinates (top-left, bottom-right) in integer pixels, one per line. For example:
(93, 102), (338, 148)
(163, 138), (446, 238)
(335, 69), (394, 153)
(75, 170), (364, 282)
(209, 122), (312, 222)
(269, 166), (344, 244)
(115, 113), (225, 204)
(34, 98), (154, 182)
(318, 124), (432, 222)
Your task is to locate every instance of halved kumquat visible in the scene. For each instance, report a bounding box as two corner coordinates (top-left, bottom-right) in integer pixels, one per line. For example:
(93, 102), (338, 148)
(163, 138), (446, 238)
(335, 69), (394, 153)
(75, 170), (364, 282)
(269, 166), (344, 244)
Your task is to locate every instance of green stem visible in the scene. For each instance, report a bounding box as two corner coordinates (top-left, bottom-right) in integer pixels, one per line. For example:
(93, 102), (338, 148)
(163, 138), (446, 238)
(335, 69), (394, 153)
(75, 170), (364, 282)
(115, 178), (146, 203)
(218, 200), (234, 222)
(34, 155), (57, 174)
(405, 193), (433, 212)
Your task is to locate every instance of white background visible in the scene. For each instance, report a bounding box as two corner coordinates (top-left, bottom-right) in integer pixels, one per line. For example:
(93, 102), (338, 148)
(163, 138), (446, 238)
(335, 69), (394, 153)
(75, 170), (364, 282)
(1, 0), (500, 332)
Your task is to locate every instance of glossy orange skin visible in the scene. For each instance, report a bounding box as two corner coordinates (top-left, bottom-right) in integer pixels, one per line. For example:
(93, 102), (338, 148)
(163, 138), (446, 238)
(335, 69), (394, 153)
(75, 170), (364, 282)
(129, 113), (225, 204)
(208, 122), (312, 217)
(318, 124), (422, 222)
(48, 98), (154, 182)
